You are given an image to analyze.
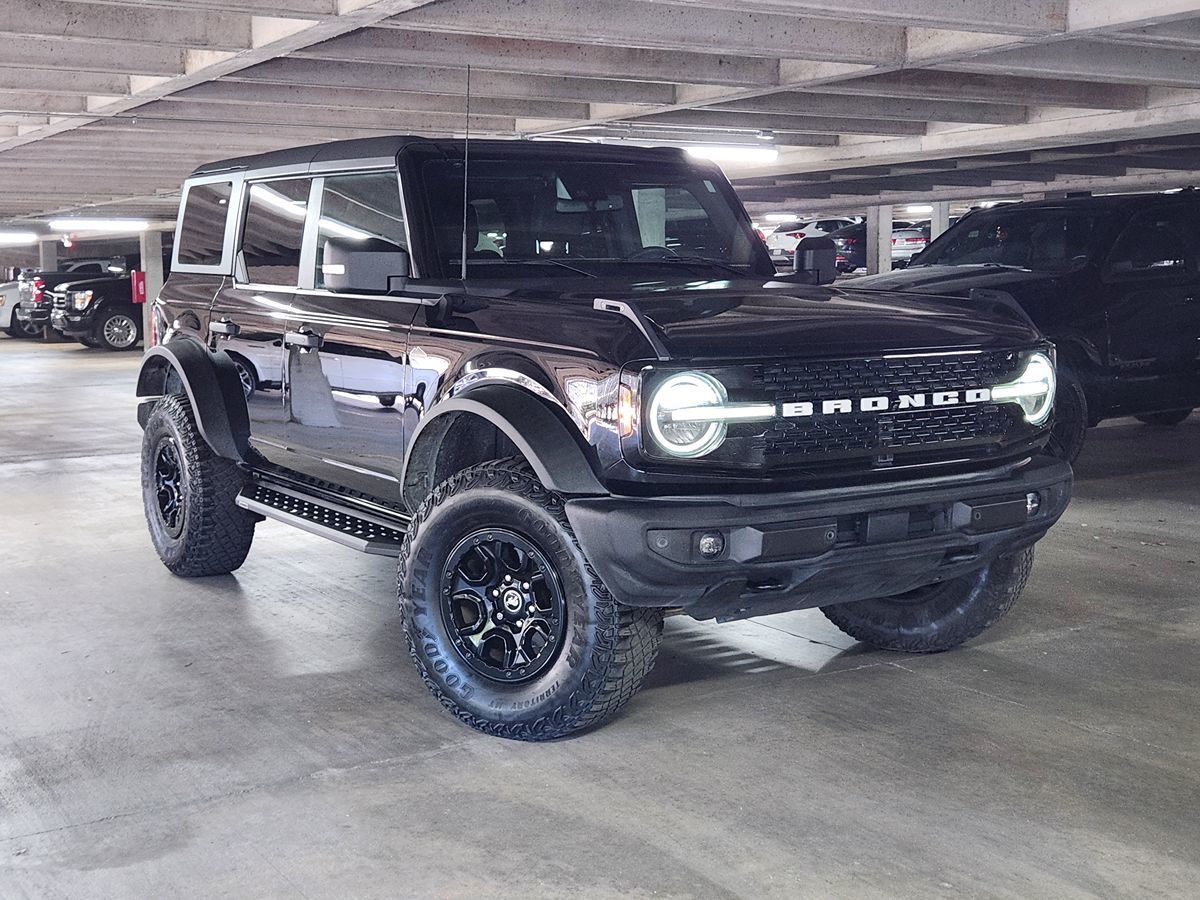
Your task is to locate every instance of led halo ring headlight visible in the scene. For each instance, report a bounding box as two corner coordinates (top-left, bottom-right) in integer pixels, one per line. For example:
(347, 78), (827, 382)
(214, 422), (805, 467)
(647, 371), (729, 458)
(992, 351), (1056, 425)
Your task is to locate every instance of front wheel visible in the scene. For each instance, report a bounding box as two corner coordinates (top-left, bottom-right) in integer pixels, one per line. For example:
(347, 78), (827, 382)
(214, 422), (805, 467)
(141, 394), (256, 576)
(1136, 409), (1192, 426)
(398, 458), (663, 741)
(820, 548), (1034, 653)
(1046, 367), (1087, 464)
(6, 316), (41, 339)
(96, 308), (142, 351)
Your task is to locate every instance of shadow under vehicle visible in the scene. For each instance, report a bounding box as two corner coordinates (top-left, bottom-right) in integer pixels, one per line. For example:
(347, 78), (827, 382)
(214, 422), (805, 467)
(853, 193), (1200, 461)
(134, 136), (1072, 740)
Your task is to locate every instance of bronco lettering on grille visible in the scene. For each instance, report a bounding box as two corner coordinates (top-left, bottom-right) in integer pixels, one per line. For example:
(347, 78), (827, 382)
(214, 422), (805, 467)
(780, 388), (993, 418)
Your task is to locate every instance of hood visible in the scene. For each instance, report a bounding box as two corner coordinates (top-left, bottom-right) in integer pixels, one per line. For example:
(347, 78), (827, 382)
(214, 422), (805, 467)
(849, 264), (1061, 298)
(54, 275), (131, 293)
(598, 279), (1043, 361)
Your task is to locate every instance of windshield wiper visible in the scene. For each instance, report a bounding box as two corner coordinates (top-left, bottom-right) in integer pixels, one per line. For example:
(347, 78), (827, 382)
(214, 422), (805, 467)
(638, 256), (749, 279)
(472, 257), (598, 278)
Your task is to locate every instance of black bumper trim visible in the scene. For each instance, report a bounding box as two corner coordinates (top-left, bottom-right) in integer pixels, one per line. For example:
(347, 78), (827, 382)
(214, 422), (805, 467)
(565, 455), (1072, 621)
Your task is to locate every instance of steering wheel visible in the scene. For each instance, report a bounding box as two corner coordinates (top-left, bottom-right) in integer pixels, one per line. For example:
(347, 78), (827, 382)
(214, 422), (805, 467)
(626, 246), (679, 260)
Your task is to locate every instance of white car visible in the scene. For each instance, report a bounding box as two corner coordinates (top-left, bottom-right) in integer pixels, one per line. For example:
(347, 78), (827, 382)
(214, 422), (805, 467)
(765, 217), (861, 265)
(1, 280), (40, 338)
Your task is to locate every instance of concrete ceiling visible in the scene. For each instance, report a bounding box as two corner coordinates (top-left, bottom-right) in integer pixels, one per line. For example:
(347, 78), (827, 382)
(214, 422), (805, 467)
(4, 0), (1200, 226)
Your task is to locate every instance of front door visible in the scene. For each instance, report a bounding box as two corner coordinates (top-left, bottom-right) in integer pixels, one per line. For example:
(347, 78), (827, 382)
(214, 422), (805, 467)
(1103, 207), (1200, 412)
(278, 170), (417, 504)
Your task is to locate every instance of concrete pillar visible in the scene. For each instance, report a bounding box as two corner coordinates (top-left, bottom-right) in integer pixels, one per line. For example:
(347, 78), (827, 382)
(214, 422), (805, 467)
(930, 201), (951, 240)
(139, 230), (165, 345)
(38, 239), (58, 272)
(866, 204), (893, 276)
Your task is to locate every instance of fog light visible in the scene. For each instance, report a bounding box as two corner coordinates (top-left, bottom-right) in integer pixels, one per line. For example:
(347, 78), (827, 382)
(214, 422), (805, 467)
(1026, 492), (1041, 517)
(697, 531), (725, 559)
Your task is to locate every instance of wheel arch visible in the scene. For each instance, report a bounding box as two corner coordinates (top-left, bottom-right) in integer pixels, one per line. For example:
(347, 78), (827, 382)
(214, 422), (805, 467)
(401, 384), (607, 510)
(136, 340), (250, 461)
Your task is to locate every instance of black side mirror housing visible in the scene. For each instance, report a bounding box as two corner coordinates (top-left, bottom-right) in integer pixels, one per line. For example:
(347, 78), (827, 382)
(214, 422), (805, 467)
(322, 238), (410, 294)
(791, 236), (837, 285)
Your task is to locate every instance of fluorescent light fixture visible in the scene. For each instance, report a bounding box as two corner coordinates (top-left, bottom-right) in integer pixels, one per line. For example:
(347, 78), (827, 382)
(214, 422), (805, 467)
(48, 218), (149, 233)
(685, 145), (778, 164)
(0, 230), (37, 246)
(978, 200), (999, 208)
(764, 213), (798, 222)
(906, 205), (934, 214)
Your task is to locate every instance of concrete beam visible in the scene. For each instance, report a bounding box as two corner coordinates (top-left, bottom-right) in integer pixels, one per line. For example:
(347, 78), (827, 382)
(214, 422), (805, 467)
(227, 58), (677, 105)
(636, 109), (926, 136)
(827, 69), (1147, 110)
(296, 27), (780, 86)
(380, 0), (904, 62)
(941, 40), (1200, 87)
(0, 1), (256, 51)
(710, 91), (1027, 125)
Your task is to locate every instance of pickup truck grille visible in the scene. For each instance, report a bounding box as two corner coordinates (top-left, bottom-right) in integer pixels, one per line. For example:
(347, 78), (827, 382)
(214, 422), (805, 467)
(749, 350), (1025, 466)
(50, 291), (68, 309)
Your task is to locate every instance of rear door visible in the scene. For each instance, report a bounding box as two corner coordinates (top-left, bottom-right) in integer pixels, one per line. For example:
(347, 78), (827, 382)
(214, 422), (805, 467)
(209, 175), (312, 470)
(277, 169), (417, 502)
(1102, 206), (1200, 410)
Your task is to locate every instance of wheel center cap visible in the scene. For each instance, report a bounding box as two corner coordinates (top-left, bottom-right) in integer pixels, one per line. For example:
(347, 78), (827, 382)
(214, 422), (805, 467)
(501, 589), (524, 613)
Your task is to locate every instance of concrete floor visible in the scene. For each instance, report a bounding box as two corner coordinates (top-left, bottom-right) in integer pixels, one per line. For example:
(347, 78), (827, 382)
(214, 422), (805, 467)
(2, 337), (1198, 900)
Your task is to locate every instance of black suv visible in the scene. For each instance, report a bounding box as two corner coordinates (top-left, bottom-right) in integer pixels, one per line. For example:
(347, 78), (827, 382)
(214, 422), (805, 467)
(854, 194), (1200, 460)
(136, 137), (1071, 740)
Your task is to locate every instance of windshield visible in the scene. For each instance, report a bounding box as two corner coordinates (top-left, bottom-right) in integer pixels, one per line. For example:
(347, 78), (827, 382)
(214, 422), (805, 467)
(418, 156), (772, 279)
(913, 208), (1114, 272)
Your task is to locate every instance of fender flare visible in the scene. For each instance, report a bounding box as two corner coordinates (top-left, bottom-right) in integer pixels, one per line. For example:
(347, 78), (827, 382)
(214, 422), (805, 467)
(135, 340), (250, 461)
(402, 384), (607, 505)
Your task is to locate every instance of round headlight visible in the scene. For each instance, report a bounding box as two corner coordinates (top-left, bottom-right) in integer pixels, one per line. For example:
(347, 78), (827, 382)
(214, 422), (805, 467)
(646, 371), (728, 458)
(992, 351), (1055, 425)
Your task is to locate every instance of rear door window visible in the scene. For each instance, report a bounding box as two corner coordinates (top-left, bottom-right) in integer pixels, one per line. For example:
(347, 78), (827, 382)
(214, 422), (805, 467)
(1107, 210), (1196, 274)
(240, 178), (311, 286)
(178, 181), (233, 267)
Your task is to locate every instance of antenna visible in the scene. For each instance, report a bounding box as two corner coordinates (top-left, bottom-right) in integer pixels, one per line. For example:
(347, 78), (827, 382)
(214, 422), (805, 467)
(459, 64), (471, 281)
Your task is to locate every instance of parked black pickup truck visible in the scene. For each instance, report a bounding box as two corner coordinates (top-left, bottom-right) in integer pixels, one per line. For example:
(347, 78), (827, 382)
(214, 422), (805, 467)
(13, 258), (125, 337)
(854, 193), (1200, 460)
(49, 273), (143, 351)
(135, 136), (1072, 740)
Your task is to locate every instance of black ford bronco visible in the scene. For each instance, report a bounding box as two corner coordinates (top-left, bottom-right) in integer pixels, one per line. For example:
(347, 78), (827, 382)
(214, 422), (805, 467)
(137, 137), (1071, 740)
(856, 193), (1200, 461)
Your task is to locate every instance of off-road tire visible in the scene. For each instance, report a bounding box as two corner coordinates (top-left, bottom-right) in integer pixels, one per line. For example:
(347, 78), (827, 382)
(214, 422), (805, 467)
(820, 548), (1034, 653)
(1046, 367), (1087, 464)
(398, 458), (663, 741)
(141, 394), (256, 576)
(1136, 409), (1192, 427)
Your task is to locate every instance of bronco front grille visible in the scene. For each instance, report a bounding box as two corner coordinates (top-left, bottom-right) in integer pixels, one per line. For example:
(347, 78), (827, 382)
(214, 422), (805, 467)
(748, 350), (1025, 465)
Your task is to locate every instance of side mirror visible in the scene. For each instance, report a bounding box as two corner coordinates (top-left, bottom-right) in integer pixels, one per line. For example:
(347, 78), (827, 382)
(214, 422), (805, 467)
(791, 236), (837, 285)
(322, 238), (409, 294)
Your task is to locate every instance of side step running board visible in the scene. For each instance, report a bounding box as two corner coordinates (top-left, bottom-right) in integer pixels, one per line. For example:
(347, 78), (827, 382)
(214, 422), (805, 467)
(236, 480), (409, 557)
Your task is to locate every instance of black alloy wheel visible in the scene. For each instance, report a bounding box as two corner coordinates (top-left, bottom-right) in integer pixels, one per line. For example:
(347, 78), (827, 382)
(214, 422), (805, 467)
(441, 529), (567, 682)
(153, 435), (186, 538)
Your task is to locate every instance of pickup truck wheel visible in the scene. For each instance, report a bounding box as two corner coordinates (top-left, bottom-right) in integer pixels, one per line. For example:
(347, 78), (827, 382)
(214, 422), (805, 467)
(398, 458), (663, 741)
(97, 309), (141, 351)
(141, 394), (256, 577)
(820, 547), (1034, 653)
(1045, 367), (1087, 464)
(1136, 409), (1192, 426)
(76, 335), (100, 348)
(6, 317), (41, 339)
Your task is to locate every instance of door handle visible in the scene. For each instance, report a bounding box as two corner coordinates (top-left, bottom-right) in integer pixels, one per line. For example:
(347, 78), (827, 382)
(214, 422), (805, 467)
(285, 329), (322, 350)
(210, 318), (239, 337)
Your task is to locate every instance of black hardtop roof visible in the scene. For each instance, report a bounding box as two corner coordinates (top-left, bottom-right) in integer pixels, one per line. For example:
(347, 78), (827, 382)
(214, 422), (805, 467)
(190, 136), (695, 178)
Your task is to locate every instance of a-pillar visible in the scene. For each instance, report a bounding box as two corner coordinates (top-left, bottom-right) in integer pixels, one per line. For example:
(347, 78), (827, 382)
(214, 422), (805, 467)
(139, 229), (165, 345)
(930, 201), (951, 240)
(866, 204), (892, 275)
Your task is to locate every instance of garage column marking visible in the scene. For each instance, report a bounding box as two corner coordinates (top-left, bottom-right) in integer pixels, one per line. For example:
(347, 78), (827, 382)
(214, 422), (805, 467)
(139, 230), (165, 342)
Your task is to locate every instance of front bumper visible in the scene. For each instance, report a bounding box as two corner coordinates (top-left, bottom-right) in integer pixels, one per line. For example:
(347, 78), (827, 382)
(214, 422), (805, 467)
(15, 303), (50, 327)
(51, 308), (91, 336)
(565, 455), (1072, 621)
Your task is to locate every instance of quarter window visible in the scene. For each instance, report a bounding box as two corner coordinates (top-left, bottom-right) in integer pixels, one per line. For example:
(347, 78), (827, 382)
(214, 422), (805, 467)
(240, 178), (311, 285)
(314, 172), (408, 291)
(178, 181), (232, 267)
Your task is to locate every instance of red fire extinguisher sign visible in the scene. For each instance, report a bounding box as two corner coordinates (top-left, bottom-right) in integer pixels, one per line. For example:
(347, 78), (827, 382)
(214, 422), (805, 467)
(131, 270), (147, 304)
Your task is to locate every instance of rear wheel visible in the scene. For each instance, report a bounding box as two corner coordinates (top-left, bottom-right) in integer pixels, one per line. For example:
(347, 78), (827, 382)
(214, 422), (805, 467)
(96, 308), (141, 351)
(821, 548), (1034, 653)
(6, 317), (41, 339)
(1136, 409), (1192, 426)
(398, 458), (663, 741)
(141, 394), (256, 576)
